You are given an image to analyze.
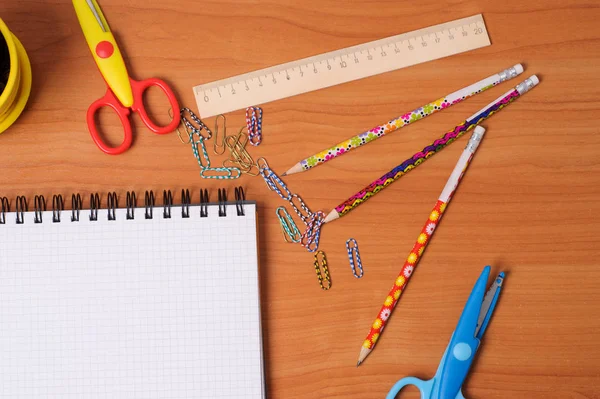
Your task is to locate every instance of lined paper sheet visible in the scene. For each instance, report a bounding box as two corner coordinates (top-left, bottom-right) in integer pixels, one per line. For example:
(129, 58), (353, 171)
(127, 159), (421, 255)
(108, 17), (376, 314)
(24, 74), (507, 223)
(0, 203), (264, 399)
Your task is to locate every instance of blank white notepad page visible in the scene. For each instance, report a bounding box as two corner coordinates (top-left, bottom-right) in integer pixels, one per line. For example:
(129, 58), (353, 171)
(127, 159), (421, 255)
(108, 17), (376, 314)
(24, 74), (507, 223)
(0, 203), (264, 399)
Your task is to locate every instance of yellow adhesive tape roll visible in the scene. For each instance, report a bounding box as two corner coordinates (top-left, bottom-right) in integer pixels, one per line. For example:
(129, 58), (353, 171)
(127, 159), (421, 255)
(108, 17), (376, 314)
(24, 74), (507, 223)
(0, 18), (32, 134)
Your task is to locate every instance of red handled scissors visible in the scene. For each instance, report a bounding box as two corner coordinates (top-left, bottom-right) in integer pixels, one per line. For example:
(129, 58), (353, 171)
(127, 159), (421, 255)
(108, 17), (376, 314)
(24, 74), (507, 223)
(73, 0), (180, 155)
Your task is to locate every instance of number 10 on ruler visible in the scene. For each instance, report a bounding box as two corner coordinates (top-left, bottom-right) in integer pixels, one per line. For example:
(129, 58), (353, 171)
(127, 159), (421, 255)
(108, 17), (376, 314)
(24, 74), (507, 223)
(193, 15), (490, 118)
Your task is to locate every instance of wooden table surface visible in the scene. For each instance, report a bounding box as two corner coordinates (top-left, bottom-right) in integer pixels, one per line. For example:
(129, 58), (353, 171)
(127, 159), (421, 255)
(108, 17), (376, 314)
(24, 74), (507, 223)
(1, 0), (600, 397)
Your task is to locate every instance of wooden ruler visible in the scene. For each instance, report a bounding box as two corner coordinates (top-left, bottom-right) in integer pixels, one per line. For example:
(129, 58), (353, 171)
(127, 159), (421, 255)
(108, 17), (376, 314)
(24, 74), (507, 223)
(193, 14), (490, 118)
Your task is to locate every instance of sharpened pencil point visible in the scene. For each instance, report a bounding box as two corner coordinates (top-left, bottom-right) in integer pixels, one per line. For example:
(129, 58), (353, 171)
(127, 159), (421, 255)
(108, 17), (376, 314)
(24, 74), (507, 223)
(281, 172), (287, 176)
(356, 361), (361, 367)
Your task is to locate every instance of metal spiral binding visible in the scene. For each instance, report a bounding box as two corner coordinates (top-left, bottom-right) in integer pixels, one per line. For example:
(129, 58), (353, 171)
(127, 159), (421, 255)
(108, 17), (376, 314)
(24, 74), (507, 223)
(89, 193), (100, 221)
(107, 192), (118, 221)
(71, 194), (82, 222)
(15, 196), (27, 224)
(52, 195), (64, 223)
(235, 187), (245, 216)
(126, 192), (136, 220)
(0, 189), (245, 224)
(199, 189), (208, 218)
(34, 195), (46, 224)
(218, 188), (227, 217)
(181, 189), (191, 218)
(144, 191), (155, 219)
(163, 190), (173, 219)
(0, 197), (9, 224)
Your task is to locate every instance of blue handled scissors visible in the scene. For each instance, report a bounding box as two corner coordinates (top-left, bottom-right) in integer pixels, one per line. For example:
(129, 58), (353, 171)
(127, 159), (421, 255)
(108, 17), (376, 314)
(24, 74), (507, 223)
(386, 266), (504, 399)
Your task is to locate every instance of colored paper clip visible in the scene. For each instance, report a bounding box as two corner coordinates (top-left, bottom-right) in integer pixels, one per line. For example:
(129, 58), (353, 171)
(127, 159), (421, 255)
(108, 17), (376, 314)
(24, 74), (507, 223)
(346, 238), (364, 278)
(276, 206), (302, 243)
(301, 211), (324, 253)
(313, 250), (331, 291)
(246, 106), (263, 146)
(200, 167), (241, 179)
(213, 114), (227, 155)
(181, 107), (212, 139)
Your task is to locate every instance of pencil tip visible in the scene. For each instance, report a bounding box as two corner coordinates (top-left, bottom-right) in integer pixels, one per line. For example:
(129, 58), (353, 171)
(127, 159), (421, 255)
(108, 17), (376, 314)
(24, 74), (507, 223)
(356, 361), (361, 367)
(281, 172), (287, 176)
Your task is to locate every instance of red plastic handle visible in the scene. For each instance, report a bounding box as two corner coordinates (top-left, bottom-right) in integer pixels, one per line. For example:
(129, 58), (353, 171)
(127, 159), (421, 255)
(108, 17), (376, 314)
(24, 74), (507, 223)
(130, 77), (181, 135)
(86, 90), (133, 155)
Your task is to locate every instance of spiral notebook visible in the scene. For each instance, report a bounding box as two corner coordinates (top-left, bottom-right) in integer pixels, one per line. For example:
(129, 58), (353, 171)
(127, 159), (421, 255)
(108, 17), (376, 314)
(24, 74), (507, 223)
(0, 189), (265, 399)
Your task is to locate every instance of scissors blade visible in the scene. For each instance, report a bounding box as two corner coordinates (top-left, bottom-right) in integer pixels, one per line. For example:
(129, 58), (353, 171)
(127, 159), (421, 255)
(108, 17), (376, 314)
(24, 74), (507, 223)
(85, 0), (108, 32)
(475, 271), (504, 339)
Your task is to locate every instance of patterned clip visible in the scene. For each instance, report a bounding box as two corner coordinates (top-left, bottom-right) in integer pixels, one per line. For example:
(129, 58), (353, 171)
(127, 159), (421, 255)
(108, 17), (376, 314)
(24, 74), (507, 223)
(262, 168), (293, 201)
(289, 194), (312, 223)
(276, 207), (302, 243)
(246, 106), (263, 146)
(314, 250), (331, 291)
(301, 211), (325, 253)
(180, 107), (212, 139)
(192, 134), (212, 169)
(200, 167), (241, 180)
(346, 238), (364, 278)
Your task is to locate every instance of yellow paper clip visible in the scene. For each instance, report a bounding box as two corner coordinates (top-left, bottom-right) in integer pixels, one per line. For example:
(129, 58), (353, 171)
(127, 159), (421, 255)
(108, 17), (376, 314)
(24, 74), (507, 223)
(314, 250), (331, 291)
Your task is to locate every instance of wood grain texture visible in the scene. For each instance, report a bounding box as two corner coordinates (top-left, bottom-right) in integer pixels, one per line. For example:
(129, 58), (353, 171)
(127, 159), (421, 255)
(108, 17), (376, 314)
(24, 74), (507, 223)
(1, 0), (599, 397)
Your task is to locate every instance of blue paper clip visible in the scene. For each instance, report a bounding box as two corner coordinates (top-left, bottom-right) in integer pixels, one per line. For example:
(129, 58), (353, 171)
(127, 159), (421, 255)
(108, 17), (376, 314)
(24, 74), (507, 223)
(346, 238), (363, 278)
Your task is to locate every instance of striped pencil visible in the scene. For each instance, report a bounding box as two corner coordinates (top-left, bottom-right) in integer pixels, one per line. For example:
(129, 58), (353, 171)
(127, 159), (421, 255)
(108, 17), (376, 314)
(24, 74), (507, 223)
(357, 125), (487, 367)
(324, 75), (539, 224)
(282, 64), (523, 176)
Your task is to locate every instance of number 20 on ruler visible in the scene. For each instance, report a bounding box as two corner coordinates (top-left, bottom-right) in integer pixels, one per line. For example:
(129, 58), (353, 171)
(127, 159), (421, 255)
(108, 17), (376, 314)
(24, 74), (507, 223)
(194, 15), (490, 117)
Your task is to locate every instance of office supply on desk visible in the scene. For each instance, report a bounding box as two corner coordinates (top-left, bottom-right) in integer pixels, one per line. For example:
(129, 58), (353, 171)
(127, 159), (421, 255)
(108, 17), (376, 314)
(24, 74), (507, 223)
(325, 75), (540, 224)
(246, 106), (263, 146)
(282, 64), (523, 176)
(224, 128), (260, 176)
(346, 238), (364, 278)
(314, 250), (332, 290)
(214, 114), (227, 154)
(276, 206), (302, 243)
(73, 0), (180, 155)
(386, 266), (505, 399)
(357, 126), (486, 366)
(0, 188), (265, 399)
(179, 107), (242, 179)
(258, 157), (325, 252)
(193, 15), (490, 118)
(0, 18), (32, 134)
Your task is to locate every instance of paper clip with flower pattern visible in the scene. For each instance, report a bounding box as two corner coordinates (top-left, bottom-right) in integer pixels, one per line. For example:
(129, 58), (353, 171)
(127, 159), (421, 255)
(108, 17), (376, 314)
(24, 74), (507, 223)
(314, 250), (331, 291)
(276, 206), (302, 243)
(346, 238), (364, 278)
(246, 106), (263, 146)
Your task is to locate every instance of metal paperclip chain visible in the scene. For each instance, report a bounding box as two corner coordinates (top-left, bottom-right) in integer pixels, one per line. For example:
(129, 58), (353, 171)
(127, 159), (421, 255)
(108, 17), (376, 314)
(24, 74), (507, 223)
(346, 238), (364, 278)
(179, 108), (241, 180)
(257, 157), (324, 252)
(246, 106), (263, 146)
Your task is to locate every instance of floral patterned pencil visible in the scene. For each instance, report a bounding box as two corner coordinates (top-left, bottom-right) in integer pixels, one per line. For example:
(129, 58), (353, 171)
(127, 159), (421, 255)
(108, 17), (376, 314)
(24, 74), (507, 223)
(325, 75), (539, 224)
(282, 64), (523, 176)
(357, 125), (487, 367)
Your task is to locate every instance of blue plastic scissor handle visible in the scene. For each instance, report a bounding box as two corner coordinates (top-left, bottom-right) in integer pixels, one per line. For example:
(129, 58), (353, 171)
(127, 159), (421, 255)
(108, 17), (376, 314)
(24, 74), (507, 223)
(385, 375), (466, 399)
(385, 376), (433, 399)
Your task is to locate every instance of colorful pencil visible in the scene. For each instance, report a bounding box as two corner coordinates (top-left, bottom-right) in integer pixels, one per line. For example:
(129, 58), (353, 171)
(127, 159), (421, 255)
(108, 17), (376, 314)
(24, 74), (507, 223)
(324, 75), (539, 224)
(356, 125), (487, 367)
(282, 64), (523, 176)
